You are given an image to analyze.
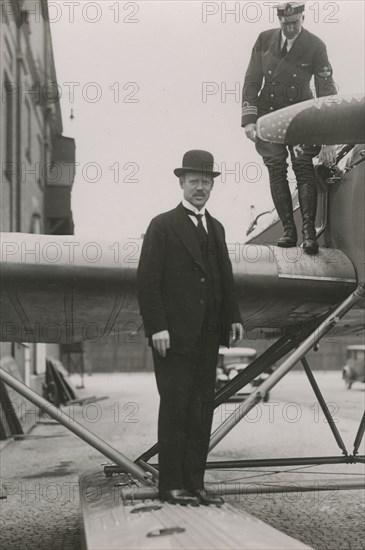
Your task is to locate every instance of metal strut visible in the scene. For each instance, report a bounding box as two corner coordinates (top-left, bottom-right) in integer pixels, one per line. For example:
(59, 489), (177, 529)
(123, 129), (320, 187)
(136, 327), (321, 465)
(148, 455), (356, 470)
(353, 412), (365, 457)
(0, 367), (150, 484)
(119, 477), (365, 502)
(301, 356), (348, 455)
(208, 285), (365, 452)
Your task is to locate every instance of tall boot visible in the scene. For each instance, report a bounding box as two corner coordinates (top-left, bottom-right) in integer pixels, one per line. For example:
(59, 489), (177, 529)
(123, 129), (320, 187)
(297, 181), (319, 255)
(269, 174), (297, 248)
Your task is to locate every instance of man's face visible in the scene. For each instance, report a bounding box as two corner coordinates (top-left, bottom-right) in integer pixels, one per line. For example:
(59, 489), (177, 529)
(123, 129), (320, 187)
(180, 172), (214, 209)
(279, 14), (304, 39)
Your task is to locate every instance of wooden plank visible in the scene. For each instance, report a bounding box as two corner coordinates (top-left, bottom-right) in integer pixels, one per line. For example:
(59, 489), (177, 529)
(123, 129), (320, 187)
(80, 469), (312, 550)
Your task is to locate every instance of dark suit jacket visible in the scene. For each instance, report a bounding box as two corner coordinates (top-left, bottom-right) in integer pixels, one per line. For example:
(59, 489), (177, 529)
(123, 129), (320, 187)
(137, 203), (241, 354)
(241, 28), (337, 127)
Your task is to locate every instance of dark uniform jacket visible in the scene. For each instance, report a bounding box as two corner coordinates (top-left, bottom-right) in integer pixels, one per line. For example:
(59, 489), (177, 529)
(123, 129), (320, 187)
(241, 28), (336, 127)
(137, 203), (241, 354)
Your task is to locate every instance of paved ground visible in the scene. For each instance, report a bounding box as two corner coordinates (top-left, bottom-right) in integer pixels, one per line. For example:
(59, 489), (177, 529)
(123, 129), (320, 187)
(0, 371), (364, 550)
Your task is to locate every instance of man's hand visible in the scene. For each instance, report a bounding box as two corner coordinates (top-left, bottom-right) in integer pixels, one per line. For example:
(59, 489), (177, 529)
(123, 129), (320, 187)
(152, 330), (170, 357)
(319, 145), (337, 167)
(244, 123), (257, 143)
(230, 323), (244, 345)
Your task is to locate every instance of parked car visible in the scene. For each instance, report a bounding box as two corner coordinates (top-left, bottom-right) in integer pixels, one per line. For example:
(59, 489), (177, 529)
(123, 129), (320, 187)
(216, 347), (272, 401)
(342, 345), (365, 389)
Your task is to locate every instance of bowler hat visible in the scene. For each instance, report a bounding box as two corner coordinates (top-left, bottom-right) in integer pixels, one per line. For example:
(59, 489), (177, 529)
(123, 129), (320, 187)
(174, 150), (221, 178)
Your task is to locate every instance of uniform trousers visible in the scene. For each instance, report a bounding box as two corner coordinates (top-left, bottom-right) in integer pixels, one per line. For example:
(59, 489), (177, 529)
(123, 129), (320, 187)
(255, 138), (321, 189)
(152, 317), (221, 492)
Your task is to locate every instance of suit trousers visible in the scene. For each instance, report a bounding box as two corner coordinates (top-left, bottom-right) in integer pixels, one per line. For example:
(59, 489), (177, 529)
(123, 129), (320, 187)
(152, 317), (221, 492)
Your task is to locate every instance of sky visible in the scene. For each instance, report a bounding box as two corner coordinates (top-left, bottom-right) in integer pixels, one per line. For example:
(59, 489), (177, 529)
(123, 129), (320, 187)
(49, 0), (365, 242)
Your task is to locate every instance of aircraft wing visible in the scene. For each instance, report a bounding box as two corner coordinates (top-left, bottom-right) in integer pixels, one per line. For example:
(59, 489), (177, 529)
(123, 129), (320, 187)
(0, 233), (142, 344)
(0, 233), (359, 344)
(256, 94), (365, 145)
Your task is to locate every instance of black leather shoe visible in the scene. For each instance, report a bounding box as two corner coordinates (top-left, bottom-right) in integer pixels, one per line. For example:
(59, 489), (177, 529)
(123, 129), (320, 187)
(302, 227), (319, 255)
(159, 489), (200, 506)
(268, 172), (297, 248)
(297, 180), (319, 255)
(277, 234), (297, 247)
(277, 224), (297, 248)
(302, 237), (319, 255)
(194, 489), (224, 506)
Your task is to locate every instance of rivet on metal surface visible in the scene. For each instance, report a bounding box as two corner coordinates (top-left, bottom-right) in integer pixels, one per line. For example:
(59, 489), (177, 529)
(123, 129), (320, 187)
(147, 527), (185, 537)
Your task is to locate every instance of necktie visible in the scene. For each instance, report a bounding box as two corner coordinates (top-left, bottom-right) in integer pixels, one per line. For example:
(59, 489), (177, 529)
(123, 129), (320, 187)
(280, 39), (288, 58)
(184, 208), (208, 236)
(194, 214), (207, 235)
(184, 208), (209, 257)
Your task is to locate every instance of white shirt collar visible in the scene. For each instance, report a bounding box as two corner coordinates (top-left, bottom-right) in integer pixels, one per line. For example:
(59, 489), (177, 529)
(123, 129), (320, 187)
(182, 198), (206, 216)
(281, 29), (301, 50)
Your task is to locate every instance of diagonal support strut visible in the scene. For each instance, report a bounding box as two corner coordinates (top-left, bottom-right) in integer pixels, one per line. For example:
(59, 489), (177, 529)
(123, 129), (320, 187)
(136, 331), (315, 465)
(208, 285), (365, 452)
(0, 367), (150, 484)
(301, 356), (348, 455)
(353, 411), (365, 456)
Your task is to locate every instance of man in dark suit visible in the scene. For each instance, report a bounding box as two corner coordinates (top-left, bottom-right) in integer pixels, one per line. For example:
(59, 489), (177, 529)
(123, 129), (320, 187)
(242, 1), (337, 254)
(137, 150), (243, 506)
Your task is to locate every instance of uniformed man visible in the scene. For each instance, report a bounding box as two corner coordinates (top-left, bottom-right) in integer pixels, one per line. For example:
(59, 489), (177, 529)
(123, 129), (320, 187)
(242, 1), (337, 254)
